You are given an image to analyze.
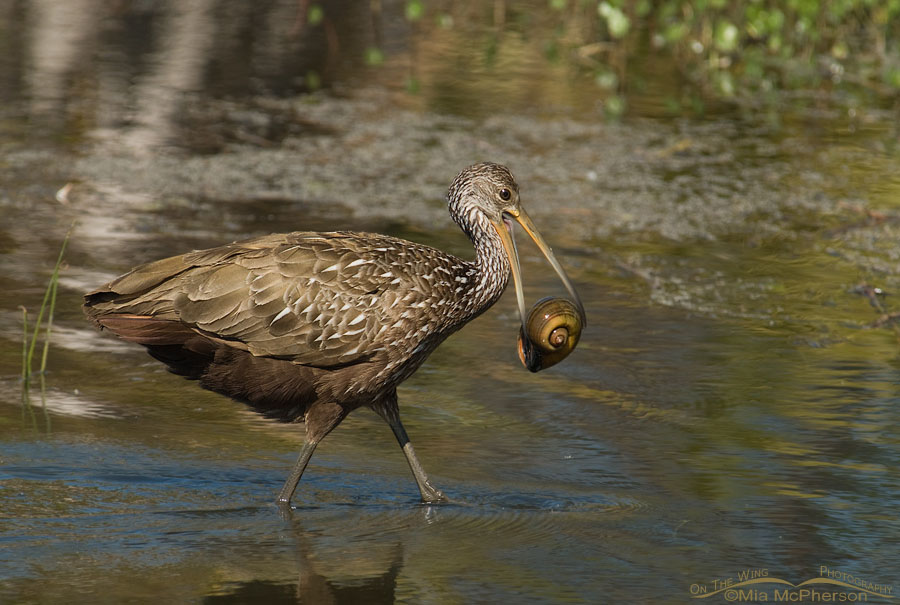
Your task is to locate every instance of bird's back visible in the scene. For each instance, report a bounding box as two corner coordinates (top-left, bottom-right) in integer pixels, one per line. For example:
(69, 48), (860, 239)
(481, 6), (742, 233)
(84, 231), (479, 419)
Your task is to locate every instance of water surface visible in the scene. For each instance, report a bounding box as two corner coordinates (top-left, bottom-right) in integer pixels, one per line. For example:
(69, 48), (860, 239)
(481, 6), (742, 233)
(2, 2), (899, 603)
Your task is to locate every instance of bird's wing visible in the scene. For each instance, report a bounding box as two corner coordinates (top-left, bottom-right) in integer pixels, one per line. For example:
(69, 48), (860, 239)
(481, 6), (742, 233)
(165, 232), (449, 368)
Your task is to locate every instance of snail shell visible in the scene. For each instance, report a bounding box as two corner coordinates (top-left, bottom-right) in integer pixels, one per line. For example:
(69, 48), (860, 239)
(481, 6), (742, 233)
(516, 297), (583, 372)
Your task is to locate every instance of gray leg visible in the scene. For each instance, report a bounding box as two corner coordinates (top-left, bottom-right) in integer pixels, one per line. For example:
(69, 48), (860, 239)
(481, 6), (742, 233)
(388, 419), (446, 503)
(373, 393), (446, 503)
(277, 439), (319, 506)
(277, 401), (346, 508)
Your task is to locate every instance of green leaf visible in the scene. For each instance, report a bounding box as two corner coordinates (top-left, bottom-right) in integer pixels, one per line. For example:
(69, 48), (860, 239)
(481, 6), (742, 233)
(715, 70), (736, 97)
(664, 23), (688, 44)
(715, 20), (739, 52)
(635, 0), (651, 17)
(436, 13), (454, 29)
(831, 40), (849, 59)
(307, 4), (324, 26)
(305, 70), (321, 91)
(604, 94), (626, 118)
(594, 69), (619, 90)
(365, 47), (385, 66)
(598, 2), (630, 38)
(405, 0), (424, 22)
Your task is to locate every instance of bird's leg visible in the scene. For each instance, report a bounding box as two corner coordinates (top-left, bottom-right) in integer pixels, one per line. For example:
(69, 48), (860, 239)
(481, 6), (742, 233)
(391, 422), (447, 503)
(277, 439), (319, 507)
(277, 401), (346, 508)
(372, 395), (447, 503)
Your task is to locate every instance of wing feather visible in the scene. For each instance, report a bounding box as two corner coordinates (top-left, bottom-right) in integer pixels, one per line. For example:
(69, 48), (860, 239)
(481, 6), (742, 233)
(87, 231), (464, 369)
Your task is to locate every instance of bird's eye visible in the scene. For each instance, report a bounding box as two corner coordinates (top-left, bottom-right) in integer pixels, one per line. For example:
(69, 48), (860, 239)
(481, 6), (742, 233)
(499, 188), (511, 201)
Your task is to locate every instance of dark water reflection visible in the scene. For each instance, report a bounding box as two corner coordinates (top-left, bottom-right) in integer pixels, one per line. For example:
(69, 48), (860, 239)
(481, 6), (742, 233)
(2, 1), (900, 603)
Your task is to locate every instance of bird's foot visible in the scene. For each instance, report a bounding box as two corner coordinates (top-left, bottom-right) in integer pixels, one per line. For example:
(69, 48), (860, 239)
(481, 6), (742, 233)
(276, 498), (295, 520)
(419, 481), (448, 504)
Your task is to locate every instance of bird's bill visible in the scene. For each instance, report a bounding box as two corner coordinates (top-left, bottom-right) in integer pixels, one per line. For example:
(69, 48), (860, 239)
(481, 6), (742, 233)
(493, 208), (586, 330)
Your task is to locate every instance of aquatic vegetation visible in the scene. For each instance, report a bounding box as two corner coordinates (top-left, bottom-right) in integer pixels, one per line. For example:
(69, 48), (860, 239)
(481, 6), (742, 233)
(555, 0), (900, 113)
(629, 0), (900, 107)
(335, 0), (900, 116)
(21, 230), (69, 410)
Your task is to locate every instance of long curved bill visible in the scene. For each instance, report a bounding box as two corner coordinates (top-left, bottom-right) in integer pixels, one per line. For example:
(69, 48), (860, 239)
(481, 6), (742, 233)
(491, 207), (586, 331)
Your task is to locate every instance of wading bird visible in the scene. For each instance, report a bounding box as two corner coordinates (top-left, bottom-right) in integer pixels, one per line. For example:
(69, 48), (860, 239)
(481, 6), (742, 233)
(84, 163), (585, 506)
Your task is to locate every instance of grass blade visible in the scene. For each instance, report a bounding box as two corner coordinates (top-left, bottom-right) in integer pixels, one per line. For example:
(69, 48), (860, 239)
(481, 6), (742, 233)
(40, 252), (63, 374)
(21, 227), (72, 413)
(21, 307), (29, 405)
(25, 231), (70, 373)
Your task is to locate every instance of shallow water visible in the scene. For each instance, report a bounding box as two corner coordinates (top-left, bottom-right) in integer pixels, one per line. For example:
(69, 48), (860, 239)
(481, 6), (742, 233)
(2, 2), (900, 603)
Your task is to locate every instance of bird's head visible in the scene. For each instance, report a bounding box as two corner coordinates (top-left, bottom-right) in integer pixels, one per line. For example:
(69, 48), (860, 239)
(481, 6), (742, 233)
(447, 162), (521, 227)
(447, 162), (586, 356)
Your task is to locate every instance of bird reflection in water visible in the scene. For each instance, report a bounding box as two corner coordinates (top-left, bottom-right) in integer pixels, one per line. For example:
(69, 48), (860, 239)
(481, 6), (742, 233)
(203, 514), (405, 605)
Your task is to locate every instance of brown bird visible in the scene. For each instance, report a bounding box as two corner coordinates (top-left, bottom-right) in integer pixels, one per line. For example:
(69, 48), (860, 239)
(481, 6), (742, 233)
(83, 162), (584, 506)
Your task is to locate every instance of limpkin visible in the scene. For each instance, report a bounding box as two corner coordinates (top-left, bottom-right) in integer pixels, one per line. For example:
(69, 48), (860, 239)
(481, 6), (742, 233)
(84, 162), (585, 506)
